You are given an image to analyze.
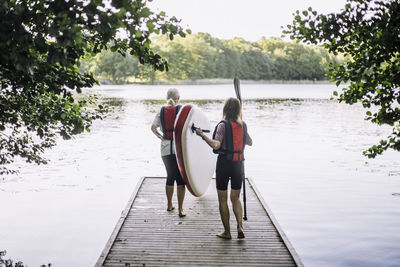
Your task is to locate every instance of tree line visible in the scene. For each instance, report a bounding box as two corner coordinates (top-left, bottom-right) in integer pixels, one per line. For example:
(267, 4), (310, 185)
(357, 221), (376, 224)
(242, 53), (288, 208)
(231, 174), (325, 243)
(81, 33), (343, 84)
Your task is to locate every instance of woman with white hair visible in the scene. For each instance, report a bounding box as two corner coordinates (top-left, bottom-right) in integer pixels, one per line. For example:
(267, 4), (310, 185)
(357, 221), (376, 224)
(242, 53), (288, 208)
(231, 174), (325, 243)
(151, 88), (186, 217)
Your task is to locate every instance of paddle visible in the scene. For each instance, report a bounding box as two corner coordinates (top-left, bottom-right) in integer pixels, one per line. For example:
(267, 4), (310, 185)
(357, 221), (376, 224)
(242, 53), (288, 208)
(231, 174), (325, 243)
(234, 77), (248, 221)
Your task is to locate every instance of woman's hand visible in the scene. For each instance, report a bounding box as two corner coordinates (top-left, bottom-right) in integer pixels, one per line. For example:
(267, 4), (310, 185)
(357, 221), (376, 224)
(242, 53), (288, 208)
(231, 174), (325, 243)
(195, 128), (204, 137)
(151, 124), (164, 140)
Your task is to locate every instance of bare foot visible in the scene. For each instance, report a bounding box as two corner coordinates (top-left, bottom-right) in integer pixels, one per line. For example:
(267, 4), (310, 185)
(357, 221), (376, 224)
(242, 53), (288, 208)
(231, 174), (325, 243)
(237, 231), (245, 239)
(237, 227), (245, 239)
(167, 206), (175, 211)
(179, 211), (186, 217)
(216, 232), (232, 239)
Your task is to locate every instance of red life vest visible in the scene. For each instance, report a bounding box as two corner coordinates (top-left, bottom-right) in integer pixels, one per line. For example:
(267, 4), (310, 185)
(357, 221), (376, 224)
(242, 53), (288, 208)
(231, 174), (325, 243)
(160, 105), (181, 140)
(212, 120), (247, 162)
(230, 121), (245, 161)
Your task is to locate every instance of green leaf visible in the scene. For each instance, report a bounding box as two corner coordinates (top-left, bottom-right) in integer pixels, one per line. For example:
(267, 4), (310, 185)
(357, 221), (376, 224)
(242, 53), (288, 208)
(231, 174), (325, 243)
(146, 20), (155, 32)
(141, 8), (152, 18)
(135, 31), (142, 38)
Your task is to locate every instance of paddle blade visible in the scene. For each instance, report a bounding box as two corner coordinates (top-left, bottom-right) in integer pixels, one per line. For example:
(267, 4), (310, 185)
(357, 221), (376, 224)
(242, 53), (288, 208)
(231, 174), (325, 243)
(234, 78), (241, 103)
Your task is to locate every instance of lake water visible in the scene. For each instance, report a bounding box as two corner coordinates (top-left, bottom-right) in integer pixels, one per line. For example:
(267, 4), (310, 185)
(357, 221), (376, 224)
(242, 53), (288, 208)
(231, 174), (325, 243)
(1, 83), (399, 267)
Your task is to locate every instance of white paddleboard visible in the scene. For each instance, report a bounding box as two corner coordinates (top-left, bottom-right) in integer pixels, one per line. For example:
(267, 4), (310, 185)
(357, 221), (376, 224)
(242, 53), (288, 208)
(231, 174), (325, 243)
(174, 104), (216, 197)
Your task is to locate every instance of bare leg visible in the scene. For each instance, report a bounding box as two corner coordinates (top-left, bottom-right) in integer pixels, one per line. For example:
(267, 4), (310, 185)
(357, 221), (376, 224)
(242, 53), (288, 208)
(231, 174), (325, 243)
(166, 185), (175, 211)
(231, 189), (244, 238)
(177, 185), (186, 217)
(217, 189), (231, 239)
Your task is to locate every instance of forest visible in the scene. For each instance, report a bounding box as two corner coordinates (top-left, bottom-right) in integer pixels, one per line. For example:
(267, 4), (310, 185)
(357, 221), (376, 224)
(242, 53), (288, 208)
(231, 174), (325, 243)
(81, 33), (343, 84)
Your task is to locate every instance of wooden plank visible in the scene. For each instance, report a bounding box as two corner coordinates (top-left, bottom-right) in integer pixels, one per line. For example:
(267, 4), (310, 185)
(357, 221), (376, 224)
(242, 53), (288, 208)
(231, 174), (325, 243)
(94, 176), (146, 267)
(96, 177), (303, 266)
(103, 262), (295, 267)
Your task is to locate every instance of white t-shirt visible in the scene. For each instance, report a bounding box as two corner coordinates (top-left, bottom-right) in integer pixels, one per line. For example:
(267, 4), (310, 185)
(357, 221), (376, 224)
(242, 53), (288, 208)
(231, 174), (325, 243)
(152, 109), (176, 156)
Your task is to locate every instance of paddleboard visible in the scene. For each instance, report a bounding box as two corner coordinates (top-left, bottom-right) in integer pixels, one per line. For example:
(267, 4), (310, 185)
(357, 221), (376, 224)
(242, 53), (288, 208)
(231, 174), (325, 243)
(174, 104), (216, 197)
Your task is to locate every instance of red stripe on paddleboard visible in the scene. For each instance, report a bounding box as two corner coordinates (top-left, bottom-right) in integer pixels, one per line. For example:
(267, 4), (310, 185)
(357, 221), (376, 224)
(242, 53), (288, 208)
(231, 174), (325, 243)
(174, 104), (196, 196)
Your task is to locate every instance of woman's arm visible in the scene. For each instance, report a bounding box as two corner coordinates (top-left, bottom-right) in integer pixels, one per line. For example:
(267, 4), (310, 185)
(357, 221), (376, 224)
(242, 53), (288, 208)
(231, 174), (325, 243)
(246, 133), (253, 146)
(195, 129), (221, 150)
(151, 124), (164, 140)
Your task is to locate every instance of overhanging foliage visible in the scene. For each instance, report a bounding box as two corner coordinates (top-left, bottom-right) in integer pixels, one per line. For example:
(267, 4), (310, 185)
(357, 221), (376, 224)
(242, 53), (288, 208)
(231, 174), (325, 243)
(0, 0), (188, 174)
(284, 0), (400, 158)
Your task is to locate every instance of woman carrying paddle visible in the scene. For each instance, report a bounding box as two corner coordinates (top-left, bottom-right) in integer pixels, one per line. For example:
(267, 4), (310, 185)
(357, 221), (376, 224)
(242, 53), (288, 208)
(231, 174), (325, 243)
(196, 97), (252, 239)
(151, 88), (186, 217)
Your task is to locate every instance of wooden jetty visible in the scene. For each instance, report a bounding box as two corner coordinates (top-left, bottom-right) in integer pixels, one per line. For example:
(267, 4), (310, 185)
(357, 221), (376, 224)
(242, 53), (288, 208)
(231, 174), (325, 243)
(95, 177), (303, 266)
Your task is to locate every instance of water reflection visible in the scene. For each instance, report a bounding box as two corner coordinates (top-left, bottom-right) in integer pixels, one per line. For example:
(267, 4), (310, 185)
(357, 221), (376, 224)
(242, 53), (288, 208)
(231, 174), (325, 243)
(101, 97), (126, 107)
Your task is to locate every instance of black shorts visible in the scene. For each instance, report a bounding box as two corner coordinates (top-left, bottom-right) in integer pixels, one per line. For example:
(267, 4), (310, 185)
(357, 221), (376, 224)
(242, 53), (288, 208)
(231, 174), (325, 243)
(162, 154), (185, 186)
(216, 155), (244, 191)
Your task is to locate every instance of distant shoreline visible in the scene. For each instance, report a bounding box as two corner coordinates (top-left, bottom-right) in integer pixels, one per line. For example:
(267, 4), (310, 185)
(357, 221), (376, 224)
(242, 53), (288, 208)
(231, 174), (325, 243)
(98, 78), (333, 85)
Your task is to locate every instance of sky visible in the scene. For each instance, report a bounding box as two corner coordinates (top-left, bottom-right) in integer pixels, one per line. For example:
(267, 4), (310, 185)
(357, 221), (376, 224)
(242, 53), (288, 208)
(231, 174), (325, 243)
(148, 0), (348, 42)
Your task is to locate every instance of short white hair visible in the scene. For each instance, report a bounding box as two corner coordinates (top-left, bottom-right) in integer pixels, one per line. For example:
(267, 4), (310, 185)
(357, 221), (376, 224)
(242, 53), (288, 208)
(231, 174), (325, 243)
(166, 88), (180, 106)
